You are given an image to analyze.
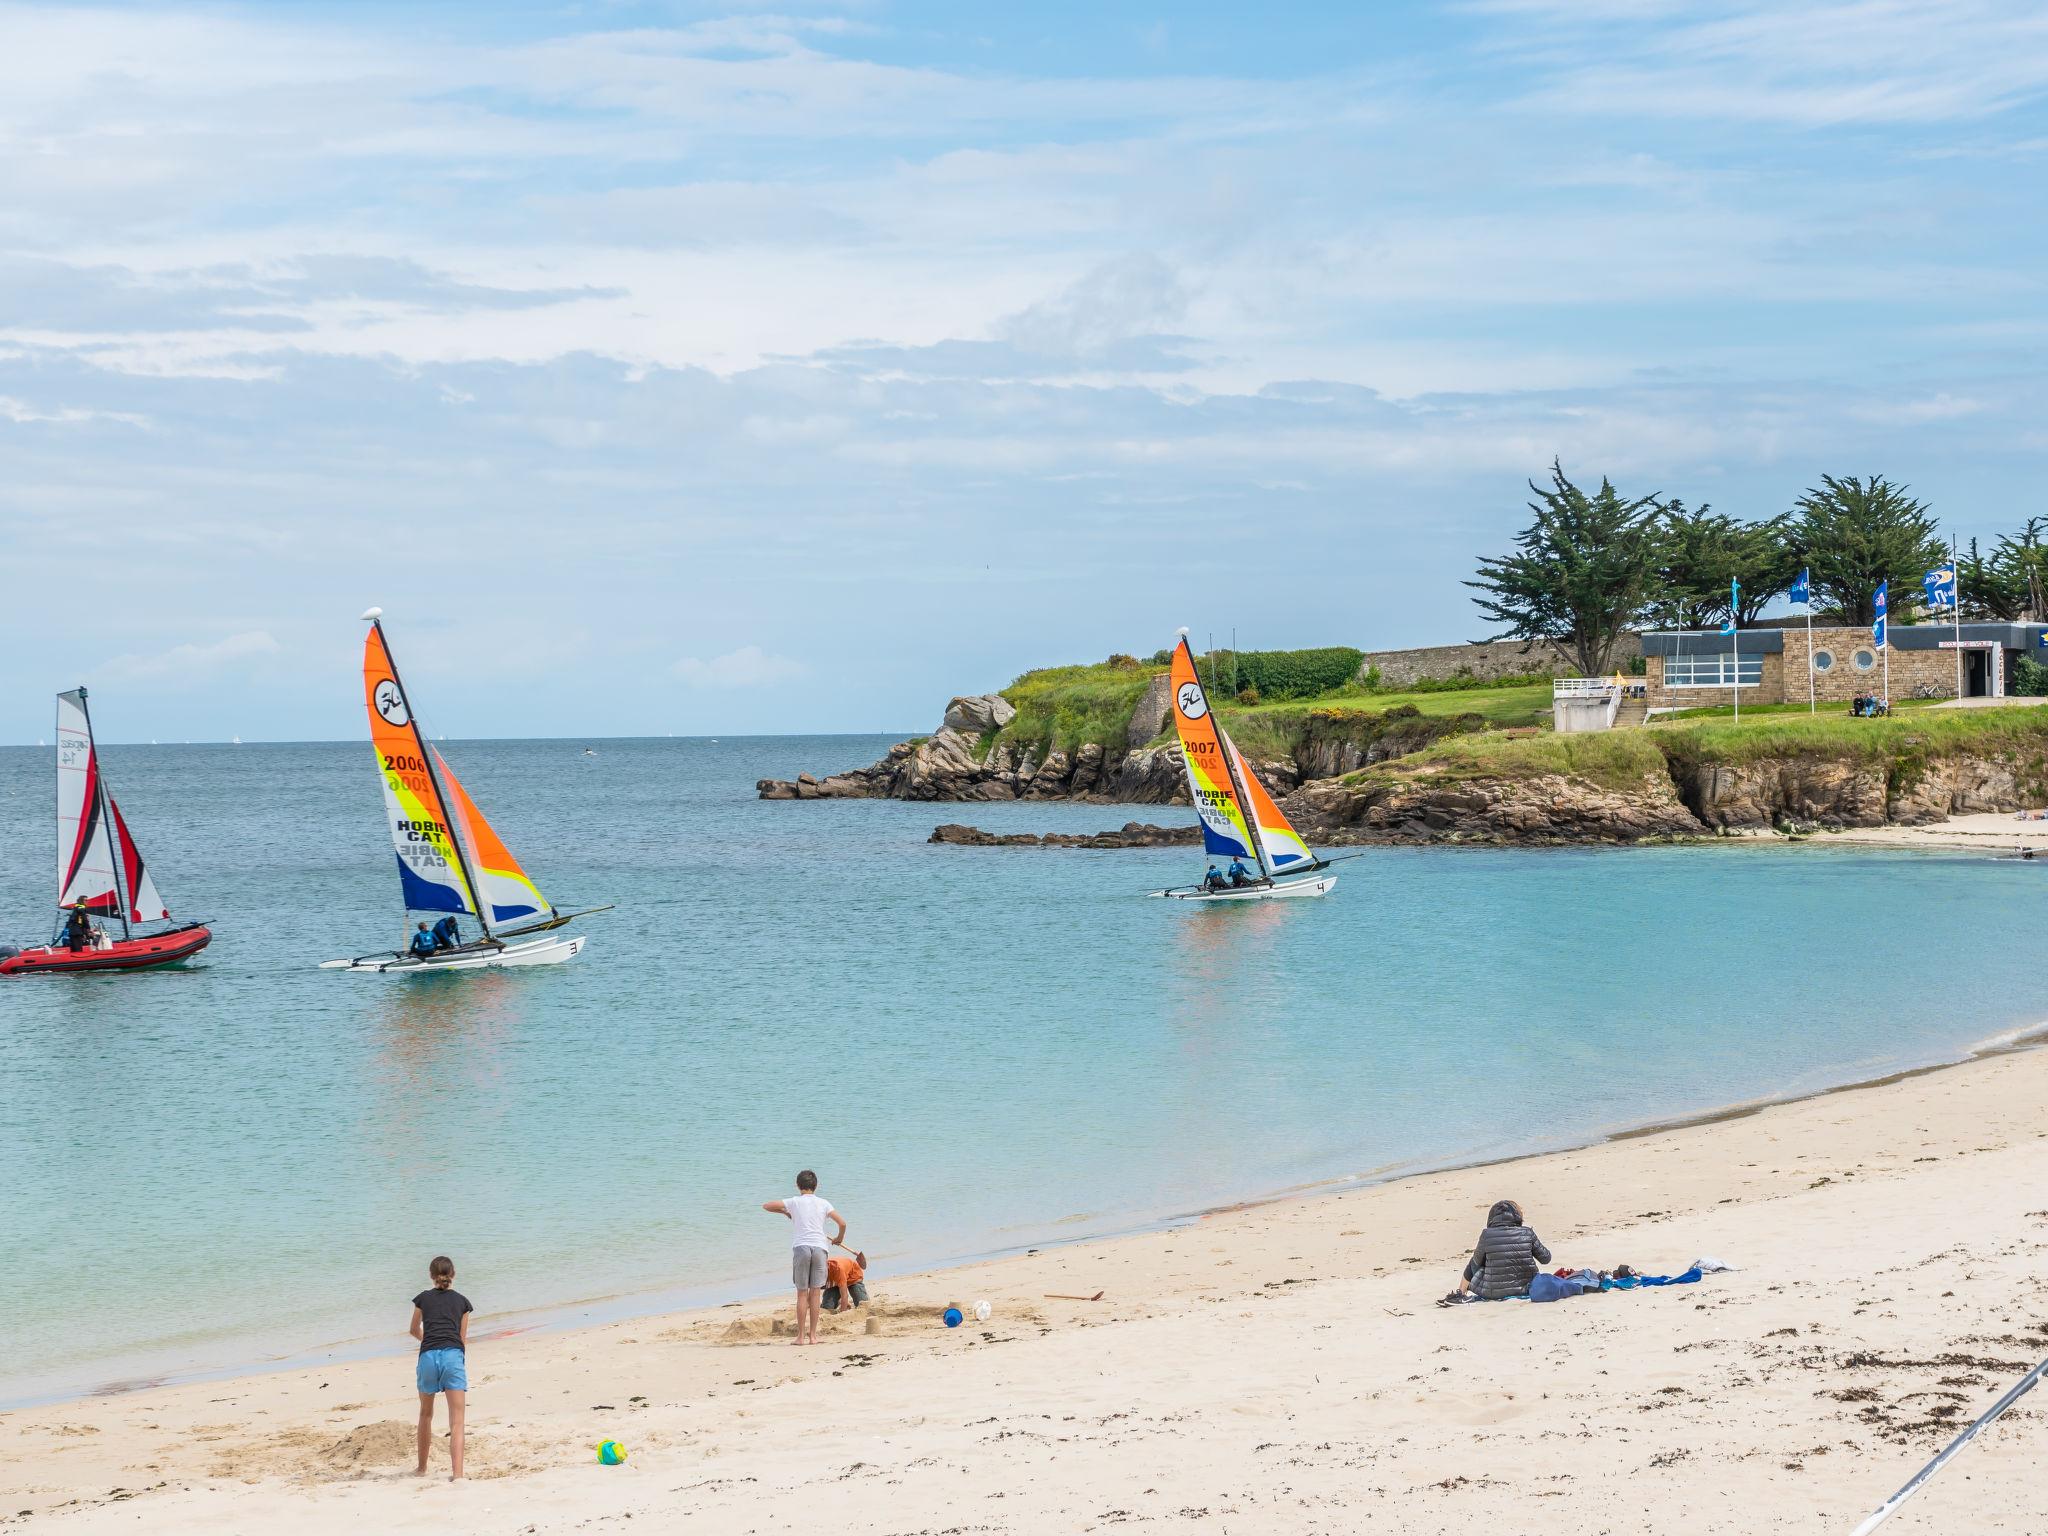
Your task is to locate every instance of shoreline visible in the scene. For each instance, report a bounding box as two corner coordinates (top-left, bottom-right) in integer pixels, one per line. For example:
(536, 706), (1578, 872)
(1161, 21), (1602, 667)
(12, 1009), (2047, 1413)
(18, 1021), (2048, 1530)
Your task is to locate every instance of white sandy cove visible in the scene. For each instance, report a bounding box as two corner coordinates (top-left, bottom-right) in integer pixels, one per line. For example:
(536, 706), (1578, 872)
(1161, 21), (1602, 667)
(12, 1049), (2048, 1534)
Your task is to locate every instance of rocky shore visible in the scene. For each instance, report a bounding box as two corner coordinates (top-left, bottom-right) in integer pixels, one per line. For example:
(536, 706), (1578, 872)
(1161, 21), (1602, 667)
(754, 688), (1474, 806)
(759, 687), (2048, 847)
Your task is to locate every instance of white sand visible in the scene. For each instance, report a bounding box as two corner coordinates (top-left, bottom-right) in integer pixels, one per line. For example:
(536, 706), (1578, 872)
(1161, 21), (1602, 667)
(1824, 809), (2048, 852)
(11, 1046), (2048, 1533)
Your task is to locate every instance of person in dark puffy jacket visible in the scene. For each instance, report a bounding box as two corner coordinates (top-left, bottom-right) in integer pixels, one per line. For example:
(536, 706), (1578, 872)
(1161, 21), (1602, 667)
(1457, 1199), (1552, 1300)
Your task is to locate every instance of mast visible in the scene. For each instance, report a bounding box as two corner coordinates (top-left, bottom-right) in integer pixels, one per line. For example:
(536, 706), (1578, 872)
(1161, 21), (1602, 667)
(1216, 723), (1273, 882)
(73, 686), (131, 940)
(370, 612), (495, 942)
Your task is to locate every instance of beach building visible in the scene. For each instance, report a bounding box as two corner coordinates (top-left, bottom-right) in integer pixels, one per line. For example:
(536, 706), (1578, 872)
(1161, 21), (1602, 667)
(1640, 622), (2048, 710)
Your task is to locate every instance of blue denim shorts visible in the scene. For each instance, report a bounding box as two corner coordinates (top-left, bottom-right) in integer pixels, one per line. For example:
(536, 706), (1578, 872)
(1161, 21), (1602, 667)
(416, 1347), (468, 1394)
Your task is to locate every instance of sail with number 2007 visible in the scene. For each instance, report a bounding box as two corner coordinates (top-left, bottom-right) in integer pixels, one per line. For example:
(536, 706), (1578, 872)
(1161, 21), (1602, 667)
(1148, 633), (1337, 902)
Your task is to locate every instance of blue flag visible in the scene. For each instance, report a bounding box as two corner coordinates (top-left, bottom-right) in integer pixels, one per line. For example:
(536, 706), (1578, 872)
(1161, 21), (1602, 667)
(1924, 562), (1956, 611)
(1874, 580), (1888, 649)
(1720, 576), (1740, 636)
(1788, 567), (1810, 606)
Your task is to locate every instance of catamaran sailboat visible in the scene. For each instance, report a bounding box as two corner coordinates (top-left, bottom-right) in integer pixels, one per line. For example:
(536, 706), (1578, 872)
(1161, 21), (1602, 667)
(1, 688), (213, 975)
(321, 608), (610, 973)
(1148, 632), (1338, 902)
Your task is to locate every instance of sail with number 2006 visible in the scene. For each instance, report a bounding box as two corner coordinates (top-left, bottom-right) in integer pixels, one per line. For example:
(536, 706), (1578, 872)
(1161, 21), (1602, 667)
(321, 608), (610, 972)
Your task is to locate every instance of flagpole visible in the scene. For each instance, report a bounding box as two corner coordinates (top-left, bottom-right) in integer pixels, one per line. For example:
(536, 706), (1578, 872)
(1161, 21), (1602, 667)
(1807, 587), (1816, 714)
(1730, 575), (1741, 724)
(1874, 579), (1890, 711)
(1953, 542), (1963, 700)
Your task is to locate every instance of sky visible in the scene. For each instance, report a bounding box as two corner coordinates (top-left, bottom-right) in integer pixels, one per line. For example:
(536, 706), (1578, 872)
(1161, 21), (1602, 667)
(2, 0), (2046, 742)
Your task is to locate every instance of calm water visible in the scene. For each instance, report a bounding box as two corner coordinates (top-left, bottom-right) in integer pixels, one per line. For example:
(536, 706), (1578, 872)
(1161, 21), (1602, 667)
(2, 734), (2042, 1405)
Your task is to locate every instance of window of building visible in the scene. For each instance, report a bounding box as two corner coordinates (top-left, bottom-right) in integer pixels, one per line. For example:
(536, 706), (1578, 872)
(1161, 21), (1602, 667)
(1852, 649), (1877, 672)
(1663, 654), (1765, 688)
(1812, 650), (1835, 672)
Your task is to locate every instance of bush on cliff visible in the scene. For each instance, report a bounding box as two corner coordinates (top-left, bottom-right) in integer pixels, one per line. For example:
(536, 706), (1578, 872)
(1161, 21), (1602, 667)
(999, 662), (1164, 755)
(1211, 646), (1366, 702)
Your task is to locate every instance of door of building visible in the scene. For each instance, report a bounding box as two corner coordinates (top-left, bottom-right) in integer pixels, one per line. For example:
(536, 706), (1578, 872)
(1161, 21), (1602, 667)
(1967, 648), (1990, 697)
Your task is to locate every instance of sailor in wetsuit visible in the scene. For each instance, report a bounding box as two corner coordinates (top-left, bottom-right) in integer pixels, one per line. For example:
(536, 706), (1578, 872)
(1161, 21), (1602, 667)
(431, 915), (462, 951)
(408, 921), (439, 960)
(1204, 863), (1227, 891)
(1227, 857), (1254, 887)
(64, 901), (93, 952)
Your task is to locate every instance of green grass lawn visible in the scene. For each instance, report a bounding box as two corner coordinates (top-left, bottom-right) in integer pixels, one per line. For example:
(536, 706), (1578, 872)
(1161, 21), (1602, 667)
(1225, 680), (1553, 729)
(1352, 696), (2048, 795)
(1648, 697), (1948, 722)
(1345, 729), (1670, 793)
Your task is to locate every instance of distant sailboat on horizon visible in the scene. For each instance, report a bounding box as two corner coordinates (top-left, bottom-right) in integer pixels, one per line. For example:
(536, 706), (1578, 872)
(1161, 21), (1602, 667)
(321, 608), (612, 973)
(1149, 632), (1338, 902)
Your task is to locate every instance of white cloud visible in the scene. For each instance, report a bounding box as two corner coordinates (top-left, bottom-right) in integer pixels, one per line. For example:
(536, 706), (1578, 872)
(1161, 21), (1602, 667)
(671, 645), (807, 688)
(99, 630), (281, 681)
(0, 395), (149, 427)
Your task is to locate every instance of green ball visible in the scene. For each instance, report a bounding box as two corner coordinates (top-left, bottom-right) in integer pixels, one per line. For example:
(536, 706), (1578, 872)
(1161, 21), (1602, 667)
(597, 1439), (627, 1465)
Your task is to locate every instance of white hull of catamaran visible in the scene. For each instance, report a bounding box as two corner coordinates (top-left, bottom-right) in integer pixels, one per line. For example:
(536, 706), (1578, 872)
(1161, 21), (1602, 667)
(1152, 874), (1337, 902)
(321, 934), (586, 973)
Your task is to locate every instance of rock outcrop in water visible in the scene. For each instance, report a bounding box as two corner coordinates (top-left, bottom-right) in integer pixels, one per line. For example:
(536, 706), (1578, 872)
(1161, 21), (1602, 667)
(928, 822), (1201, 848)
(757, 693), (1194, 803)
(756, 692), (1477, 808)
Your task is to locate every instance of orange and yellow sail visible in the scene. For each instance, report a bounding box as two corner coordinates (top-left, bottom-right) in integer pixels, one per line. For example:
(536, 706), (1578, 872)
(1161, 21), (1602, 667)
(362, 622), (549, 927)
(1168, 636), (1319, 877)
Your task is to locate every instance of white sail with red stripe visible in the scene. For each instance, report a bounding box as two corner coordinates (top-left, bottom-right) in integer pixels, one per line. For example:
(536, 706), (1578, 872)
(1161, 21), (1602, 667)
(54, 688), (169, 923)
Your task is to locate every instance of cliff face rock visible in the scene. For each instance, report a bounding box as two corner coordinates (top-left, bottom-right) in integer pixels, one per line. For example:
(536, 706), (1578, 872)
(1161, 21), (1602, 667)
(942, 694), (1017, 734)
(1664, 753), (2036, 831)
(1284, 769), (1705, 845)
(1291, 707), (1488, 780)
(1126, 673), (1173, 748)
(1668, 759), (1888, 831)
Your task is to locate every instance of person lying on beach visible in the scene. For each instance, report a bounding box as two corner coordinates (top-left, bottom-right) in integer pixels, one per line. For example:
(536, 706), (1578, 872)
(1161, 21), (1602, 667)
(409, 1254), (471, 1480)
(1453, 1199), (1552, 1301)
(764, 1170), (847, 1346)
(822, 1249), (869, 1314)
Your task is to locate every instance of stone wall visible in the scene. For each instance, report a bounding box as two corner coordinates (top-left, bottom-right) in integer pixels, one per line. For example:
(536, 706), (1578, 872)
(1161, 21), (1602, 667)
(1361, 633), (1643, 688)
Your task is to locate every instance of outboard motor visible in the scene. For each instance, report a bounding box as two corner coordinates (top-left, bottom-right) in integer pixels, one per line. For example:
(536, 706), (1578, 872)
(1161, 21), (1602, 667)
(0, 945), (18, 964)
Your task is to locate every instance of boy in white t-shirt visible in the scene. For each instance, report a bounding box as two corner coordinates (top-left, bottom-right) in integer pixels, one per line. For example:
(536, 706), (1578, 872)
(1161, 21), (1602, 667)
(763, 1170), (848, 1345)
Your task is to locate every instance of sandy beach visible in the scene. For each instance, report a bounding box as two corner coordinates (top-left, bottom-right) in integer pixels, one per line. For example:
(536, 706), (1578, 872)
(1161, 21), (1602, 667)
(1823, 809), (2048, 853)
(10, 1043), (2048, 1532)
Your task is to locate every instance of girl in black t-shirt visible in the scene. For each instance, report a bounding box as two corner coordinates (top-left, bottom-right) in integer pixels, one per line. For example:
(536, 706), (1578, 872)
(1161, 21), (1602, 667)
(408, 1254), (473, 1479)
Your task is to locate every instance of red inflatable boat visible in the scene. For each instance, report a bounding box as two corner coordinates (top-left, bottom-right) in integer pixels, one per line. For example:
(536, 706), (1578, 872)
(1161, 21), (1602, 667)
(2, 686), (216, 979)
(0, 922), (212, 976)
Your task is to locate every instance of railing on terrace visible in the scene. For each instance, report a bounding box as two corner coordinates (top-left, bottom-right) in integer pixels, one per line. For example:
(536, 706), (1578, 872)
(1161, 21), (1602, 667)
(1552, 677), (1632, 730)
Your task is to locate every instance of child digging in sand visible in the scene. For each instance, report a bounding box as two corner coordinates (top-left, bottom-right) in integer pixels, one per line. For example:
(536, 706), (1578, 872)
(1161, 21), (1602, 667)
(763, 1170), (848, 1345)
(409, 1255), (472, 1479)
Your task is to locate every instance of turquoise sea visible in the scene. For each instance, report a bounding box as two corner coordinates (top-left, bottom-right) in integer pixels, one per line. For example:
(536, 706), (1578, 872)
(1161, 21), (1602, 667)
(2, 733), (2043, 1406)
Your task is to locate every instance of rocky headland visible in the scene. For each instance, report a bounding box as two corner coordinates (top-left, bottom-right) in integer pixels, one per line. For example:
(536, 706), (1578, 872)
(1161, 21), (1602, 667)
(759, 679), (2048, 846)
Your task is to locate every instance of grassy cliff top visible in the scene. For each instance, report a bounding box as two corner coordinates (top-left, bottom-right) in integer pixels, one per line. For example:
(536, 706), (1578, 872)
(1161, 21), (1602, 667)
(1348, 702), (2048, 793)
(995, 652), (1554, 756)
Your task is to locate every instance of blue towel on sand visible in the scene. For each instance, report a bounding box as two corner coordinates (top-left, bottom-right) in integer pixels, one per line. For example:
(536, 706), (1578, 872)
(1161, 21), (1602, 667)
(1529, 1267), (1706, 1301)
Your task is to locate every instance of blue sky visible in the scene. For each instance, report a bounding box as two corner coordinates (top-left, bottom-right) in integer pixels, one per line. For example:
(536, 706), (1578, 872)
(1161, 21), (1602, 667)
(2, 0), (2045, 741)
